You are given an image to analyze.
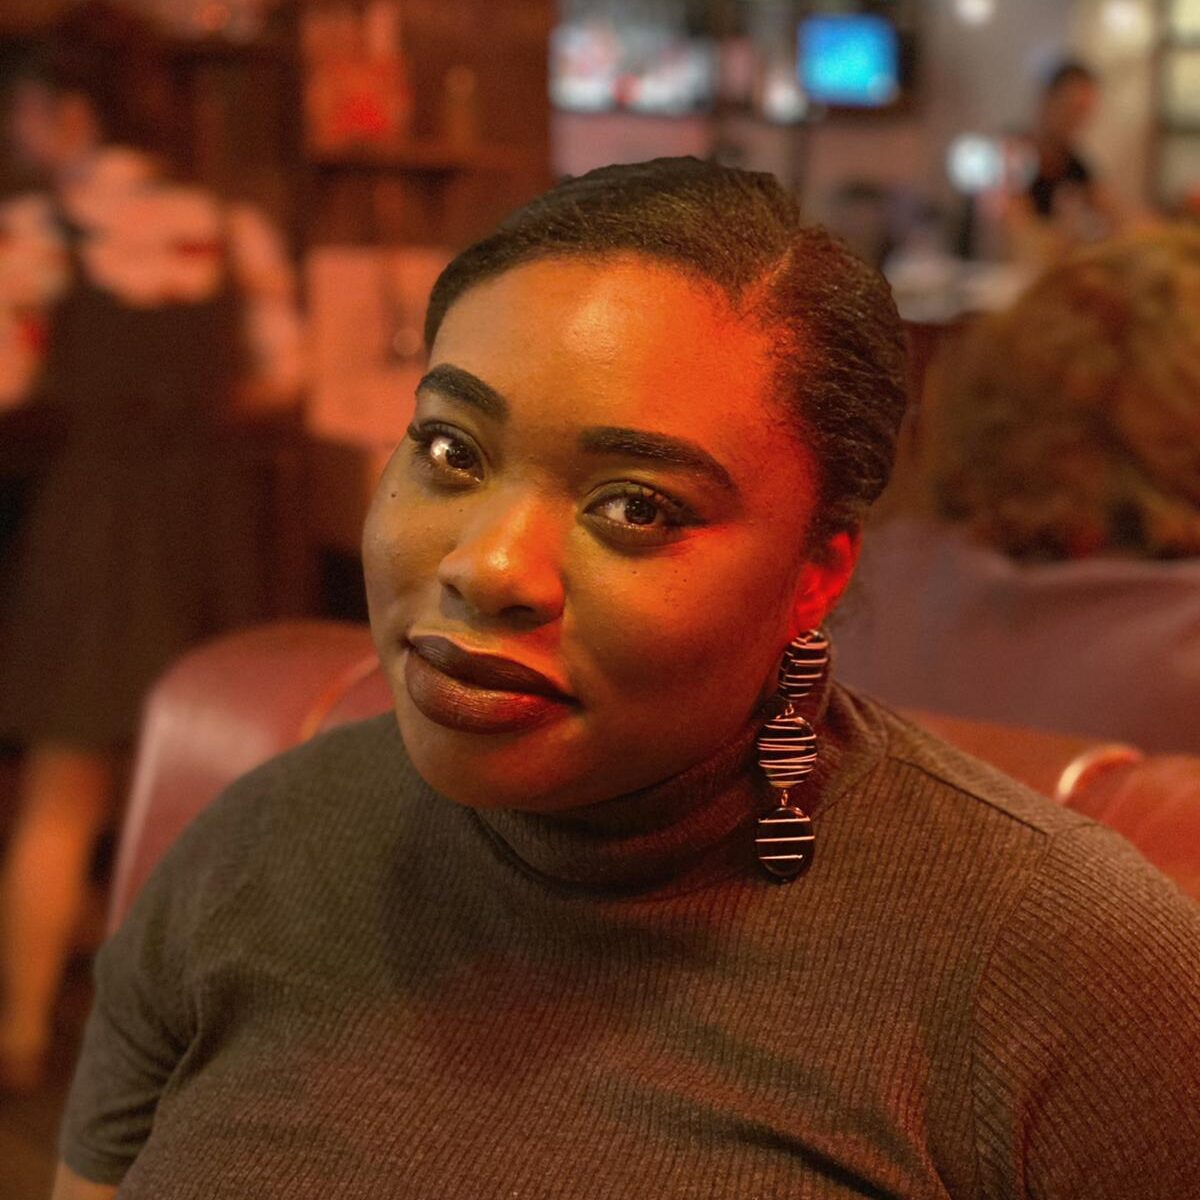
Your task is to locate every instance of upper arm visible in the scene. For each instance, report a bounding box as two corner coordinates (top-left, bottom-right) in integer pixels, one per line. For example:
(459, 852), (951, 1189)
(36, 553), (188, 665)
(57, 912), (193, 1181)
(973, 825), (1200, 1198)
(50, 1162), (119, 1200)
(0, 195), (67, 407)
(57, 827), (214, 1182)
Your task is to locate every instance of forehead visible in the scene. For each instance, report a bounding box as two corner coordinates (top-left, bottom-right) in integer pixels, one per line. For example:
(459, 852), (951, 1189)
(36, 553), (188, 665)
(428, 255), (801, 463)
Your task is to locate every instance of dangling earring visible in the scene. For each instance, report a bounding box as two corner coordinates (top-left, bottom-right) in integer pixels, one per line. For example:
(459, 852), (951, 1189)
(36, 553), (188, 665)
(754, 629), (829, 881)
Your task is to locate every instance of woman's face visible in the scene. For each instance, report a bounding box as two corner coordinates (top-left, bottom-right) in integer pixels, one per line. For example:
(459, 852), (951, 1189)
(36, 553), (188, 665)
(8, 82), (96, 174)
(364, 255), (856, 811)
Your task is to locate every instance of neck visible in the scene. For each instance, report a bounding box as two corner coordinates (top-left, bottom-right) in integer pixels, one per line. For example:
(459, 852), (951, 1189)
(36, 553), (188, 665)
(52, 144), (102, 190)
(470, 672), (835, 897)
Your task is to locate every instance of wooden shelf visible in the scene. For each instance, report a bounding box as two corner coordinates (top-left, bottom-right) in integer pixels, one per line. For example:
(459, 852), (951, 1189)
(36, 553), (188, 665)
(166, 36), (290, 63)
(308, 142), (532, 173)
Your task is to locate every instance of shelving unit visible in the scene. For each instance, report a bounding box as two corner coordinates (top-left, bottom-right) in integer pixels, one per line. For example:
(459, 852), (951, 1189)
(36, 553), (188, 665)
(168, 0), (554, 567)
(1152, 0), (1200, 208)
(289, 0), (555, 580)
(0, 2), (554, 613)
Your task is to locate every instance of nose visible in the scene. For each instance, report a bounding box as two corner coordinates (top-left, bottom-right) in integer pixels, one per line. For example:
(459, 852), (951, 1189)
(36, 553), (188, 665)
(437, 487), (566, 626)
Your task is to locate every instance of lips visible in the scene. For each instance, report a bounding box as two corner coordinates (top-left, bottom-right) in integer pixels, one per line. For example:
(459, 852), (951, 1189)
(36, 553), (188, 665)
(403, 635), (574, 734)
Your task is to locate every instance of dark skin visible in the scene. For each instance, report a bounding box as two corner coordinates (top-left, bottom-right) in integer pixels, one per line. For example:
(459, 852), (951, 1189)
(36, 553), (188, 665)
(363, 255), (857, 812)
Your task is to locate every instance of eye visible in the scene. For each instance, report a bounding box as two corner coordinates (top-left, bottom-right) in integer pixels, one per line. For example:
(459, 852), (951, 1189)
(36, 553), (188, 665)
(584, 484), (698, 546)
(407, 422), (483, 483)
(592, 494), (664, 527)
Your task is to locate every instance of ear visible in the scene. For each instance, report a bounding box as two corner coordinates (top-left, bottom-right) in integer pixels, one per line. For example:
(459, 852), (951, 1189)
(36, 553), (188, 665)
(787, 529), (860, 635)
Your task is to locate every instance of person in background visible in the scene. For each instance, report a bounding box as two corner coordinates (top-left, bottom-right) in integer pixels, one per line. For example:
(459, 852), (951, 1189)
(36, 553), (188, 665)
(1001, 59), (1131, 264)
(0, 2), (303, 1090)
(833, 226), (1200, 755)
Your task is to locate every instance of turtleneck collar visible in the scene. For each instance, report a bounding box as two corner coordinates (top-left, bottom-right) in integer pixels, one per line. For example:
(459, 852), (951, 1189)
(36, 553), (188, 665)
(468, 669), (838, 898)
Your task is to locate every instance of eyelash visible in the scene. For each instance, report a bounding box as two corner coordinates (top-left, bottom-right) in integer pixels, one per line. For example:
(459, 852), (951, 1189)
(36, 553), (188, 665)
(404, 421), (700, 545)
(406, 422), (483, 482)
(584, 483), (696, 544)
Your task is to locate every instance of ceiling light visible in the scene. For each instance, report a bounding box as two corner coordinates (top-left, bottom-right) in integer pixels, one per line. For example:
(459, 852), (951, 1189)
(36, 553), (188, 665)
(954, 0), (996, 26)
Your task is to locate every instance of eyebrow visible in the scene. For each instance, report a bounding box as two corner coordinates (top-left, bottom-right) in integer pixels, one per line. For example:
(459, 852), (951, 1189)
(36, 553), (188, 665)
(416, 364), (509, 420)
(417, 364), (738, 496)
(579, 427), (738, 495)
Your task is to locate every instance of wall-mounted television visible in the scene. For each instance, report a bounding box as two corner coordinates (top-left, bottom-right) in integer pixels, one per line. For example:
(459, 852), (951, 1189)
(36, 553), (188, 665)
(798, 14), (904, 110)
(550, 16), (715, 116)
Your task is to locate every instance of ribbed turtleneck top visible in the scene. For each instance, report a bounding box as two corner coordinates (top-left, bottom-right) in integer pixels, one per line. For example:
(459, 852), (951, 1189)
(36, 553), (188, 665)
(61, 686), (1200, 1198)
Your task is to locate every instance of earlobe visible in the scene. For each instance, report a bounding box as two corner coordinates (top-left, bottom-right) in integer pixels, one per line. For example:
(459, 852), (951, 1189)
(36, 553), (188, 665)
(788, 529), (861, 633)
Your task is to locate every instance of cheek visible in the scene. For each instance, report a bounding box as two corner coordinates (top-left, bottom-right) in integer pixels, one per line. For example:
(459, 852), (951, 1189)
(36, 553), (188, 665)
(569, 532), (795, 716)
(362, 473), (445, 613)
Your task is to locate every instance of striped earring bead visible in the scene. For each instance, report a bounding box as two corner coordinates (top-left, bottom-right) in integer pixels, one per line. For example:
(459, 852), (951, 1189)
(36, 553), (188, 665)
(755, 705), (819, 880)
(778, 629), (830, 701)
(756, 706), (818, 789)
(755, 801), (815, 880)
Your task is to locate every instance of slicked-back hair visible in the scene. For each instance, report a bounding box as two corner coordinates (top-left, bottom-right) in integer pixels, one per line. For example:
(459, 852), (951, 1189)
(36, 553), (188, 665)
(424, 158), (908, 549)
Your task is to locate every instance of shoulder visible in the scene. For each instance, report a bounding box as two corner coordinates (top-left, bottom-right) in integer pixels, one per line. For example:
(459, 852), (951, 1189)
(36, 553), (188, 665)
(970, 796), (1200, 1192)
(821, 685), (1199, 943)
(100, 714), (420, 989)
(131, 716), (421, 926)
(834, 692), (1200, 1046)
(829, 683), (1088, 843)
(842, 693), (1200, 1019)
(831, 681), (1200, 936)
(1066, 147), (1093, 180)
(0, 192), (69, 293)
(0, 191), (57, 234)
(193, 713), (417, 844)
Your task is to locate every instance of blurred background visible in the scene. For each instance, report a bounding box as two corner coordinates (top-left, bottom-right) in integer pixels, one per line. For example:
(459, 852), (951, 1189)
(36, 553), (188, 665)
(2, 0), (1196, 605)
(0, 0), (1197, 1193)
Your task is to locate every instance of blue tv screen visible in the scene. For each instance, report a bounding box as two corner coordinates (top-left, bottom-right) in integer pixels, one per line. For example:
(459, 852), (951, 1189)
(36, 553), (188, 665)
(799, 14), (901, 108)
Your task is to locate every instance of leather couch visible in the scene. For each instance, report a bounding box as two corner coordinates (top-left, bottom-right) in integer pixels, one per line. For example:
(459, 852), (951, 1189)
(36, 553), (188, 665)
(108, 622), (1200, 931)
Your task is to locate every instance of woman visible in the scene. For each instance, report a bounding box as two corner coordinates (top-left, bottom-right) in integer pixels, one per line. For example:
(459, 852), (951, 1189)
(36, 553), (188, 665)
(0, 4), (302, 1089)
(54, 160), (1199, 1198)
(998, 60), (1133, 267)
(834, 228), (1200, 754)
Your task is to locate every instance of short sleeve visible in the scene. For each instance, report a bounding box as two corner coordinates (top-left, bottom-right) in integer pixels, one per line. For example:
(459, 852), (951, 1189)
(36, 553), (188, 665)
(0, 193), (70, 407)
(54, 761), (268, 1189)
(972, 821), (1200, 1199)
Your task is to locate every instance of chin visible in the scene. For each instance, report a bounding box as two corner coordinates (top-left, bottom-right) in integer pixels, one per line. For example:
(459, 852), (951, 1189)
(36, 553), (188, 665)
(393, 698), (592, 812)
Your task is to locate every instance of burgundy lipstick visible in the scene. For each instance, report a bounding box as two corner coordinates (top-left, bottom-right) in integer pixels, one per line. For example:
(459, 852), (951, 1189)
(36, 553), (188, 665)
(404, 635), (573, 734)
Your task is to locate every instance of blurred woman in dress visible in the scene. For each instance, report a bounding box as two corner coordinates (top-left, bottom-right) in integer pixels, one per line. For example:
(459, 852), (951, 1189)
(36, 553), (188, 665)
(0, 2), (303, 1089)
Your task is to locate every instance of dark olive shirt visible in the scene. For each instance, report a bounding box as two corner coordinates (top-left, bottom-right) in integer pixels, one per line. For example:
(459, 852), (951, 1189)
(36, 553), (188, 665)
(60, 687), (1200, 1198)
(1028, 144), (1093, 218)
